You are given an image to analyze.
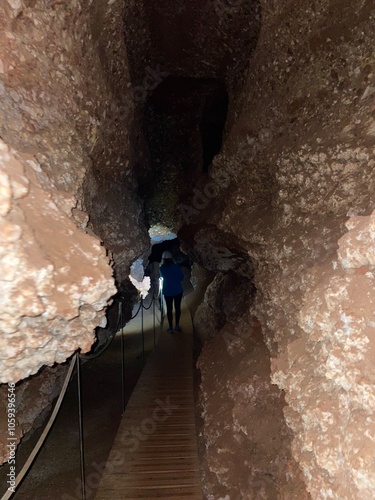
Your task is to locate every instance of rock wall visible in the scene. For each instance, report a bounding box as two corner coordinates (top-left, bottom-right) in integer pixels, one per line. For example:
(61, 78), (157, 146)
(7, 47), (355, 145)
(273, 210), (375, 498)
(186, 0), (375, 497)
(0, 141), (116, 383)
(197, 311), (309, 499)
(0, 0), (148, 463)
(0, 0), (149, 285)
(0, 0), (151, 379)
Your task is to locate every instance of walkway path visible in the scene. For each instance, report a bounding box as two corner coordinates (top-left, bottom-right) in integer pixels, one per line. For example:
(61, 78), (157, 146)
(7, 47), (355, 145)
(95, 300), (203, 499)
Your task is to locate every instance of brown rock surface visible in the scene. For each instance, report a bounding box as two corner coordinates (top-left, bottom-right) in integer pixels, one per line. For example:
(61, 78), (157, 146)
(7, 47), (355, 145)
(197, 311), (308, 499)
(0, 141), (116, 383)
(273, 211), (375, 498)
(0, 0), (149, 284)
(184, 0), (375, 497)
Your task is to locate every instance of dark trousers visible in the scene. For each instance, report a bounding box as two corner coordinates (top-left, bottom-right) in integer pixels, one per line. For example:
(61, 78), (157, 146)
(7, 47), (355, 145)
(164, 293), (183, 328)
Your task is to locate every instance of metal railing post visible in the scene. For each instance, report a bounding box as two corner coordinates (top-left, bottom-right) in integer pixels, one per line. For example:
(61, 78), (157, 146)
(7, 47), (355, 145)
(160, 293), (163, 324)
(120, 302), (126, 415)
(141, 298), (145, 368)
(76, 352), (86, 500)
(153, 294), (156, 347)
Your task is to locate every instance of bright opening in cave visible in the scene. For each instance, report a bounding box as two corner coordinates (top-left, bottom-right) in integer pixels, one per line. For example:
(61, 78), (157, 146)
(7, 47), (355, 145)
(148, 224), (177, 243)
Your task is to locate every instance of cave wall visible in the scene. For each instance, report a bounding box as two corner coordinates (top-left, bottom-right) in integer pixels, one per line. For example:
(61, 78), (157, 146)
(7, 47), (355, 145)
(0, 142), (116, 383)
(183, 0), (375, 497)
(273, 210), (375, 498)
(0, 0), (149, 379)
(0, 0), (149, 285)
(197, 310), (309, 498)
(0, 0), (149, 463)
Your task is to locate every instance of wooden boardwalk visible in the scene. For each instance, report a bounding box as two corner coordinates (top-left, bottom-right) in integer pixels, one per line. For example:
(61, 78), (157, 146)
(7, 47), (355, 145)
(95, 301), (203, 499)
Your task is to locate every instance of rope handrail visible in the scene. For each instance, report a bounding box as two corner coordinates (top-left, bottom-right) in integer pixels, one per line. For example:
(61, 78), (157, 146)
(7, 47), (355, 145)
(130, 300), (143, 320)
(142, 297), (153, 310)
(80, 301), (123, 360)
(0, 355), (77, 500)
(80, 281), (161, 360)
(79, 331), (116, 361)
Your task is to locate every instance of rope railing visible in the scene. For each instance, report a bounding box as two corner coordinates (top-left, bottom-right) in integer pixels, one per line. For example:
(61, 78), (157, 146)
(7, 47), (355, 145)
(142, 297), (153, 310)
(79, 301), (123, 361)
(1, 355), (77, 500)
(80, 281), (163, 361)
(130, 300), (143, 320)
(1, 282), (164, 500)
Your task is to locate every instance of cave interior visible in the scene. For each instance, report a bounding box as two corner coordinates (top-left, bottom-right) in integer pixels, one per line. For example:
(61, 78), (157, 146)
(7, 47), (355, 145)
(0, 0), (375, 498)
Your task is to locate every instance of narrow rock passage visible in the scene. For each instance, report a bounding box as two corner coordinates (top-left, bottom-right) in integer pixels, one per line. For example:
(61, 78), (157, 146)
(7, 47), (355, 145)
(95, 300), (202, 500)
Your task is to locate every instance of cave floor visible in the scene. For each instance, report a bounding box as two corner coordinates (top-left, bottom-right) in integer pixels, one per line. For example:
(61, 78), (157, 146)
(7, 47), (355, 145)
(0, 297), (163, 500)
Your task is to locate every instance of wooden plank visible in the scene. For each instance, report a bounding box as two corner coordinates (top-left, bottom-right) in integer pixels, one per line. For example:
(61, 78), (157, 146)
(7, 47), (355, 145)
(99, 473), (201, 487)
(108, 465), (200, 472)
(96, 490), (202, 500)
(96, 485), (202, 496)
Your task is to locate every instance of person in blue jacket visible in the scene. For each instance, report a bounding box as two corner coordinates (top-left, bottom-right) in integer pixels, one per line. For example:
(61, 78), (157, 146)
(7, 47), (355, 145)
(159, 251), (184, 333)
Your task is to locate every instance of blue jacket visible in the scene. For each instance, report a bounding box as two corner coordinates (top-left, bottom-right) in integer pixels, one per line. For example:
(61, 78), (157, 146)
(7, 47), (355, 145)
(160, 263), (184, 297)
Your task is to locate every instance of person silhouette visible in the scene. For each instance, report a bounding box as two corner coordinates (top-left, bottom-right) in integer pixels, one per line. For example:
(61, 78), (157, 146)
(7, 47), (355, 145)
(159, 251), (184, 333)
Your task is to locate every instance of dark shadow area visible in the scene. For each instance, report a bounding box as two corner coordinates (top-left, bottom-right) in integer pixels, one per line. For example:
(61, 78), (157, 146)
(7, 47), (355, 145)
(124, 0), (262, 92)
(142, 76), (228, 175)
(139, 76), (228, 228)
(124, 0), (262, 231)
(147, 237), (190, 268)
(200, 87), (228, 171)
